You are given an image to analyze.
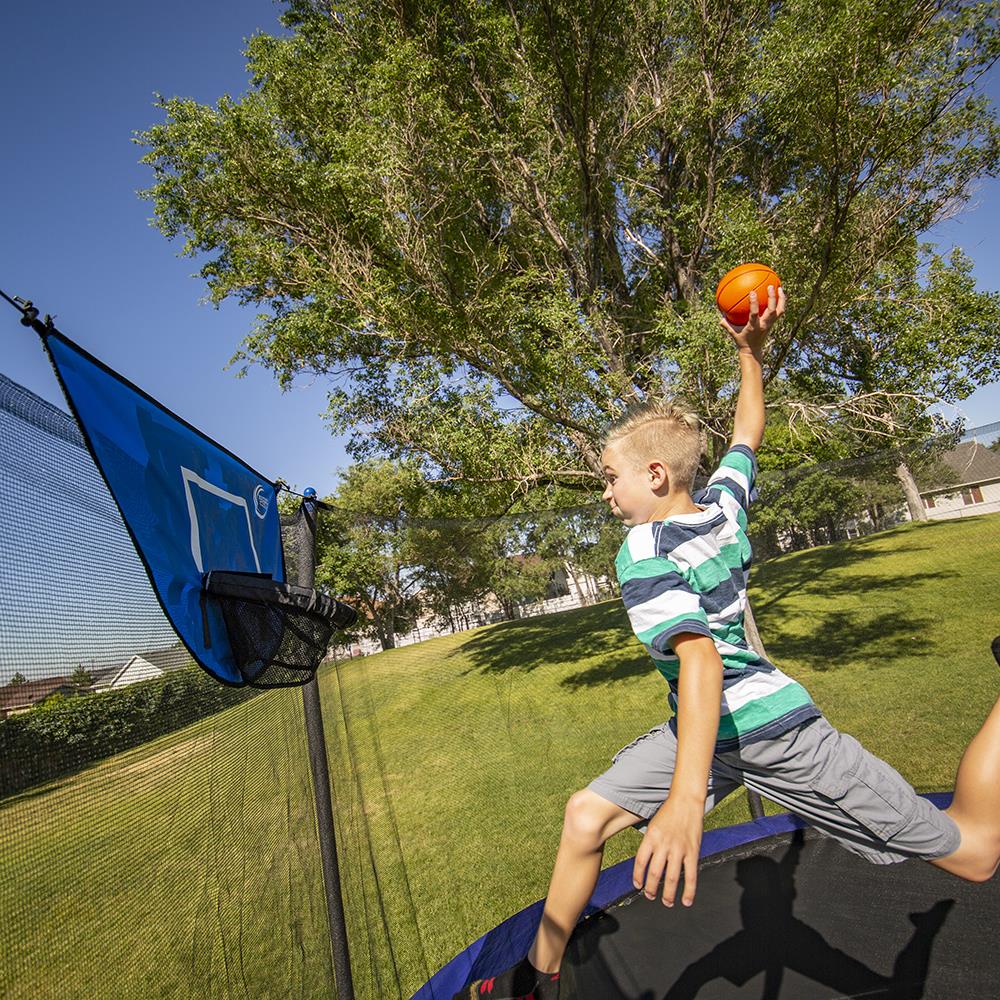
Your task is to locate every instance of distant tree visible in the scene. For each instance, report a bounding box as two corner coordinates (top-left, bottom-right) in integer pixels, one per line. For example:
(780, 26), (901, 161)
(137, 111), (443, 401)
(315, 461), (427, 650)
(7, 672), (27, 687)
(70, 665), (94, 687)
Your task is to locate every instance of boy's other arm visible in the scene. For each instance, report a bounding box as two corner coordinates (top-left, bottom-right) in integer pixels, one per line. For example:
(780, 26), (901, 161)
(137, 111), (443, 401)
(632, 634), (723, 909)
(722, 285), (786, 452)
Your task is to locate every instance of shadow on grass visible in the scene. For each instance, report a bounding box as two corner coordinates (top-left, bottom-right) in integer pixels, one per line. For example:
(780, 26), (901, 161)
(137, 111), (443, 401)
(763, 608), (938, 671)
(0, 778), (71, 810)
(457, 601), (649, 689)
(752, 542), (950, 616)
(752, 540), (958, 671)
(459, 526), (962, 686)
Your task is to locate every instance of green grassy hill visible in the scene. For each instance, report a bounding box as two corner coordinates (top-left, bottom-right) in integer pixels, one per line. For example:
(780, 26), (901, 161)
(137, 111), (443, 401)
(1, 514), (997, 999)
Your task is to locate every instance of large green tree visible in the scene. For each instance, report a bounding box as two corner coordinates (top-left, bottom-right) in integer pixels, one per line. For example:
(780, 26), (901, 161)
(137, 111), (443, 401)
(141, 0), (1000, 490)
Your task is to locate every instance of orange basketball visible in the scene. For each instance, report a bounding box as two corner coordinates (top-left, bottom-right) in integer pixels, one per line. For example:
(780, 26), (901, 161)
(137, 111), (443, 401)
(715, 263), (781, 326)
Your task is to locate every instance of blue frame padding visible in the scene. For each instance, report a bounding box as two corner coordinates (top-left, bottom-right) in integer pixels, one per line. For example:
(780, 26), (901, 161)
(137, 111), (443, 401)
(411, 793), (954, 1000)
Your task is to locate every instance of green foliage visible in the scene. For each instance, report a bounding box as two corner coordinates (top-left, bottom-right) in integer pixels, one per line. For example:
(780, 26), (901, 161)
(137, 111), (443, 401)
(752, 466), (872, 551)
(316, 461), (428, 648)
(6, 671), (27, 687)
(0, 667), (256, 798)
(139, 0), (1000, 486)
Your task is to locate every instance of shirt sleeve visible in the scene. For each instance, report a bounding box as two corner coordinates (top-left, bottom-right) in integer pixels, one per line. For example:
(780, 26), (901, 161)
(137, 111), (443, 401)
(704, 444), (757, 527)
(618, 557), (712, 655)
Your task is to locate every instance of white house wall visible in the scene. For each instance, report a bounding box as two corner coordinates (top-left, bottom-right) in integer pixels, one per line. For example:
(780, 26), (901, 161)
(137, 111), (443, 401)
(925, 480), (1000, 521)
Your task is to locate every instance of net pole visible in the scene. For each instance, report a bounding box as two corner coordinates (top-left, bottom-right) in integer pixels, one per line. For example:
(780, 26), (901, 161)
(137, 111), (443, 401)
(296, 497), (356, 1000)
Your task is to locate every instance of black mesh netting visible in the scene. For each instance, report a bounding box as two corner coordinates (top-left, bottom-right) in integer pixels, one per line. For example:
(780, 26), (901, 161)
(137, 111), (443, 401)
(3, 369), (1000, 999)
(204, 571), (354, 688)
(213, 591), (332, 685)
(0, 374), (333, 999)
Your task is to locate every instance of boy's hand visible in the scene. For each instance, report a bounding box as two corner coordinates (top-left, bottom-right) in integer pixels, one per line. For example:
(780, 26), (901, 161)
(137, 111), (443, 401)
(720, 284), (786, 358)
(633, 794), (704, 907)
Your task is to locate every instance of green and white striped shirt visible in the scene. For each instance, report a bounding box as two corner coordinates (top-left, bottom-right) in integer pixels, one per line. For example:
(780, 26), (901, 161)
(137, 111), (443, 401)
(616, 445), (818, 750)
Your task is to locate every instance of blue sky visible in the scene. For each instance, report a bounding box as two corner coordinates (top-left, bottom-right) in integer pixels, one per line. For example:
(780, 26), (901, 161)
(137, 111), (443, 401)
(2, 1), (999, 504)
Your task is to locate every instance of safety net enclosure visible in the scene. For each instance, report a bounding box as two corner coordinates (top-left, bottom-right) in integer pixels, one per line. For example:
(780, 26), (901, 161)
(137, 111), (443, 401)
(3, 326), (1000, 999)
(0, 371), (335, 998)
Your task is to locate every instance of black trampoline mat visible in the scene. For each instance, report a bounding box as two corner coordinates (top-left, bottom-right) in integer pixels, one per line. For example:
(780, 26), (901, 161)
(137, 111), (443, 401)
(563, 830), (1000, 999)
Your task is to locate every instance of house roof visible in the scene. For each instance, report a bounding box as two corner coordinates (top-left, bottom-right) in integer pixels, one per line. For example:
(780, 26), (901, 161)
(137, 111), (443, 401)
(102, 646), (191, 687)
(139, 646), (190, 673)
(925, 441), (1000, 492)
(0, 676), (79, 711)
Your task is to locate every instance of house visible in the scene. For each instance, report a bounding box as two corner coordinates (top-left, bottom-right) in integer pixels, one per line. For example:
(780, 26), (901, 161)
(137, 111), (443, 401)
(919, 441), (1000, 521)
(94, 646), (191, 691)
(0, 677), (84, 720)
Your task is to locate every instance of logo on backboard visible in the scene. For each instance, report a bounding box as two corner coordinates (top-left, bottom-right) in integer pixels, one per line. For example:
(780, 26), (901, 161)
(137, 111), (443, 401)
(253, 484), (270, 519)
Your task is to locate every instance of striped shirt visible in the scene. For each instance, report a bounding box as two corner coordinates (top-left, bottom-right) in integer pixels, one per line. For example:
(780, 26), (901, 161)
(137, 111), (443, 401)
(616, 444), (818, 751)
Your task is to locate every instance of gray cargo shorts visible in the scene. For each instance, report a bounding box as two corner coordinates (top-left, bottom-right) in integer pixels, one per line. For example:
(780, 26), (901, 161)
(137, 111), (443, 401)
(588, 715), (960, 864)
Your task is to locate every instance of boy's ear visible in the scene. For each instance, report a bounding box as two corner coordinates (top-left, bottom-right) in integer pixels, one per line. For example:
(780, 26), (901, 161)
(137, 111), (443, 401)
(647, 460), (669, 490)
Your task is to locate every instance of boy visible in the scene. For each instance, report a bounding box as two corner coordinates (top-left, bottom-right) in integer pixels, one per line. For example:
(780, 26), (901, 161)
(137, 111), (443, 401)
(457, 286), (1000, 1000)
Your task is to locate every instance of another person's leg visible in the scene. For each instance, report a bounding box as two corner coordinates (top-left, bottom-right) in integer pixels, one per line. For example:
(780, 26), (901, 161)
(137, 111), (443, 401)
(933, 689), (1000, 882)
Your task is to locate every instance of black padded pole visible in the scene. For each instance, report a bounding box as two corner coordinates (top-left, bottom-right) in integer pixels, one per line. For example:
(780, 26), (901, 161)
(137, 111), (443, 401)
(296, 498), (355, 1000)
(747, 788), (766, 820)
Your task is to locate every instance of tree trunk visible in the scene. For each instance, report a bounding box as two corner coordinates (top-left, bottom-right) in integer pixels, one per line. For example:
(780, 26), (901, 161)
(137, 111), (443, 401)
(744, 600), (771, 663)
(895, 460), (927, 522)
(563, 561), (582, 602)
(378, 609), (396, 650)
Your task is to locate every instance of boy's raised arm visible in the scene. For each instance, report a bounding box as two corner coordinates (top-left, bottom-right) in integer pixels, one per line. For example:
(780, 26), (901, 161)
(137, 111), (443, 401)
(720, 285), (786, 453)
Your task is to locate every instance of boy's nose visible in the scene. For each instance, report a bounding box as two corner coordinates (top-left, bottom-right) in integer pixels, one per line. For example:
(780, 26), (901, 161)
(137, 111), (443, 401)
(602, 484), (612, 501)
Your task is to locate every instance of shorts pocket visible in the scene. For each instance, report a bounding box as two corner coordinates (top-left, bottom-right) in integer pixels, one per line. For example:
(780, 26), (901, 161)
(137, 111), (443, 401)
(612, 722), (669, 764)
(810, 733), (915, 842)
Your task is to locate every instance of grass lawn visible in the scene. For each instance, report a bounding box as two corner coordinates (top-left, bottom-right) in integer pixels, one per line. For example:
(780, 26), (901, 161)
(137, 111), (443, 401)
(1, 513), (998, 999)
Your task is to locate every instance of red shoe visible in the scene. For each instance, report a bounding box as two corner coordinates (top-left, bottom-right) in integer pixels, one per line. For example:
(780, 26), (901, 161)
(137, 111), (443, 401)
(455, 959), (560, 1000)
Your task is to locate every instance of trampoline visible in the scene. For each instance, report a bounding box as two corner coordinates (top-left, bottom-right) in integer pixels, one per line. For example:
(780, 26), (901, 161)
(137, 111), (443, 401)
(419, 792), (1000, 999)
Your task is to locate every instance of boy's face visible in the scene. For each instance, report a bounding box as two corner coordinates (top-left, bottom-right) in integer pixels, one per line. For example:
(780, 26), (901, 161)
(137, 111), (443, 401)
(601, 441), (663, 526)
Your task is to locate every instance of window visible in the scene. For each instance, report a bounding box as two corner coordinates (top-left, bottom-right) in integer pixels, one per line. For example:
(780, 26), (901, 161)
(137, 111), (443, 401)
(961, 486), (984, 505)
(924, 495), (936, 509)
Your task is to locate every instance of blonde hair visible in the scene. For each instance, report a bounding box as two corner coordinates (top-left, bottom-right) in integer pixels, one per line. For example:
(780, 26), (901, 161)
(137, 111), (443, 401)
(604, 401), (704, 492)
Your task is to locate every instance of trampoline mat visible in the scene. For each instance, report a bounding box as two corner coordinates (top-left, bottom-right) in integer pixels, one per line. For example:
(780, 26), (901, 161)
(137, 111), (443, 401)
(563, 829), (1000, 999)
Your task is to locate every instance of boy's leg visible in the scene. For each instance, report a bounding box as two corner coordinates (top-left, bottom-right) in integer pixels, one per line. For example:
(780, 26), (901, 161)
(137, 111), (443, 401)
(932, 691), (1000, 882)
(731, 718), (962, 866)
(732, 704), (1000, 880)
(527, 790), (644, 973)
(458, 722), (741, 998)
(530, 722), (741, 972)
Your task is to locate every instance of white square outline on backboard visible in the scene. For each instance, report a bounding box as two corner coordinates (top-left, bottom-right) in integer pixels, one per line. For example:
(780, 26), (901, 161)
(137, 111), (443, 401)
(180, 467), (262, 574)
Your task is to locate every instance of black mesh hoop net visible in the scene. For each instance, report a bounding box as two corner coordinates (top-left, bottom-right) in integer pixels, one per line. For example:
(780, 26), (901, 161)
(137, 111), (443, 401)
(202, 570), (358, 688)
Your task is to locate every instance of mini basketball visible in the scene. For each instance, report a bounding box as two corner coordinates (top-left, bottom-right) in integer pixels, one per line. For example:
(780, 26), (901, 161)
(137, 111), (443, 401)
(715, 263), (781, 326)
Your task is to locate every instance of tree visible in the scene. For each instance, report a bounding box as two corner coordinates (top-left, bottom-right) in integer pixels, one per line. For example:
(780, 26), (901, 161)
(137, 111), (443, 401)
(71, 665), (94, 687)
(315, 461), (428, 650)
(140, 0), (1000, 491)
(7, 672), (27, 687)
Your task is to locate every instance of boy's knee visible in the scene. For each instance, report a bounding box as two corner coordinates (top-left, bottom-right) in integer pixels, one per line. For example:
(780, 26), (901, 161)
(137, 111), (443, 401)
(563, 789), (613, 847)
